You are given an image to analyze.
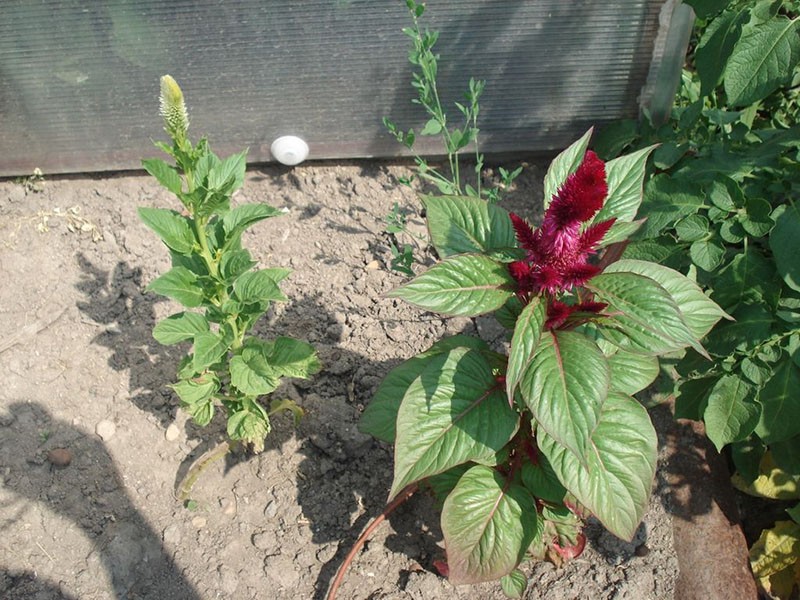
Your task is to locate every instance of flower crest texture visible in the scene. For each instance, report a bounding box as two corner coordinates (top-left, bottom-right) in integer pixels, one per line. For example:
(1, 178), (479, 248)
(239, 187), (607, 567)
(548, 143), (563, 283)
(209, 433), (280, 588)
(509, 150), (615, 299)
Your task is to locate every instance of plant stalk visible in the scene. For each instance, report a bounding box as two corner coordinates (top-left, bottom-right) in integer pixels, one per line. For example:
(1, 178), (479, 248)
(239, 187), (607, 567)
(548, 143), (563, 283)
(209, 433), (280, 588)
(326, 483), (418, 600)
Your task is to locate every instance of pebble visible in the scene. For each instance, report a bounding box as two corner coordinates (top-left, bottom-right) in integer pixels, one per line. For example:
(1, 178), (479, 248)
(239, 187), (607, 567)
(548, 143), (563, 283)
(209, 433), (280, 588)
(47, 448), (73, 467)
(165, 423), (180, 442)
(162, 523), (182, 546)
(191, 516), (207, 529)
(264, 500), (278, 519)
(95, 419), (116, 441)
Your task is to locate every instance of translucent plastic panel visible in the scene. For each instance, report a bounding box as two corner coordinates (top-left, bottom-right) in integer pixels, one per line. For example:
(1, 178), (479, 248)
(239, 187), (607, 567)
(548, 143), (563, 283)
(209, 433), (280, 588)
(0, 1), (686, 175)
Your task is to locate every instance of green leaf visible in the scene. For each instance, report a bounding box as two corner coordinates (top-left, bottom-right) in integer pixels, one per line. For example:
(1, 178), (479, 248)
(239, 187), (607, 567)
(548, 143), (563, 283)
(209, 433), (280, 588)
(755, 360), (800, 444)
(543, 129), (593, 208)
(592, 145), (657, 224)
(520, 331), (609, 460)
(675, 214), (711, 242)
(171, 374), (219, 427)
(675, 377), (716, 421)
(500, 570), (528, 599)
(219, 249), (256, 282)
(222, 203), (285, 248)
(505, 297), (546, 406)
(146, 266), (204, 307)
(422, 195), (516, 258)
(708, 304), (774, 355)
(230, 348), (280, 396)
(420, 118), (443, 136)
(359, 336), (490, 443)
(740, 197), (774, 238)
(153, 312), (209, 345)
(538, 392), (658, 541)
(233, 269), (288, 304)
(637, 175), (705, 238)
(770, 202), (800, 292)
(390, 347), (518, 498)
(690, 238), (726, 272)
(260, 337), (321, 379)
(703, 374), (759, 451)
(193, 330), (232, 372)
(684, 0), (733, 19)
(137, 207), (195, 255)
(588, 272), (707, 357)
(387, 254), (514, 317)
(607, 349), (659, 396)
(712, 246), (777, 311)
(724, 16), (800, 107)
(208, 149), (247, 192)
(441, 465), (538, 584)
(141, 158), (183, 196)
(520, 456), (567, 504)
(695, 7), (749, 96)
(227, 402), (270, 451)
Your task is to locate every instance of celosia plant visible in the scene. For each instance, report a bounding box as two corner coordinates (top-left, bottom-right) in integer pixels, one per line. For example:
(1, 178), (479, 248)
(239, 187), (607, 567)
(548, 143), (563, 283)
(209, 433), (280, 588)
(359, 131), (728, 595)
(139, 76), (319, 452)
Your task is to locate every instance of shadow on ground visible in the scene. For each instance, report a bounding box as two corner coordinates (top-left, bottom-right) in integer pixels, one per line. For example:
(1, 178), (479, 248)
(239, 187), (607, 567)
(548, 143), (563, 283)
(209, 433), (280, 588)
(0, 402), (202, 599)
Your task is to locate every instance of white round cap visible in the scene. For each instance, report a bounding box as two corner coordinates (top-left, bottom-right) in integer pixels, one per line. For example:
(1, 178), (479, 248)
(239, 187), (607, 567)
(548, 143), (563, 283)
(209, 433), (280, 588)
(270, 135), (309, 166)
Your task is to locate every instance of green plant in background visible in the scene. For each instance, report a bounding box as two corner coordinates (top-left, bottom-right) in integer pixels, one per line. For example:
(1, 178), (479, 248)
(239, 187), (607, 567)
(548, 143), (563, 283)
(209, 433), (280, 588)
(594, 1), (800, 596)
(353, 132), (726, 596)
(382, 1), (522, 272)
(139, 76), (320, 454)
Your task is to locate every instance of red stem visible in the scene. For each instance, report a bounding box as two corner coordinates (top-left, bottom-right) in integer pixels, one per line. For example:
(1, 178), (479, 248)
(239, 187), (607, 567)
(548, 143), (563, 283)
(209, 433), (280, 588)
(326, 483), (418, 600)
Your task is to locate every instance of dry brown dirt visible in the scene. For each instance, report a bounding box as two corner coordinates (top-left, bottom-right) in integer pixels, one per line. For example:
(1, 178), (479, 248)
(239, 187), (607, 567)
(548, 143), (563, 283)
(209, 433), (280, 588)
(0, 160), (680, 599)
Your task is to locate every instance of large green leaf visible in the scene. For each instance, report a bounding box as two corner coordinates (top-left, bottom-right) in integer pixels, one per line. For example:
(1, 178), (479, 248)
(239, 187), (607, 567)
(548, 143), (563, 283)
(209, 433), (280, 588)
(441, 465), (538, 584)
(141, 158), (183, 196)
(137, 207), (195, 255)
(229, 348), (280, 396)
(695, 7), (749, 96)
(153, 312), (210, 345)
(707, 304), (774, 356)
(588, 272), (706, 357)
(606, 349), (659, 396)
(637, 175), (705, 238)
(422, 195), (517, 258)
(359, 336), (490, 443)
(257, 336), (321, 379)
(505, 297), (546, 406)
(724, 16), (800, 107)
(390, 347), (518, 498)
(543, 129), (593, 208)
(171, 374), (219, 427)
(769, 203), (800, 293)
(592, 145), (656, 225)
(233, 269), (288, 304)
(227, 400), (270, 451)
(755, 360), (800, 444)
(604, 259), (729, 339)
(538, 392), (658, 541)
(703, 374), (760, 451)
(712, 246), (777, 311)
(208, 149), (248, 192)
(387, 254), (514, 317)
(520, 456), (567, 504)
(146, 266), (204, 307)
(520, 331), (609, 460)
(222, 203), (285, 248)
(193, 330), (232, 372)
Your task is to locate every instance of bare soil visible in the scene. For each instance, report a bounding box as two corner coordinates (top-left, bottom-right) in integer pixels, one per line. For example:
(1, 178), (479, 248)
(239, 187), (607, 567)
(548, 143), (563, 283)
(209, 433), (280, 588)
(0, 161), (679, 599)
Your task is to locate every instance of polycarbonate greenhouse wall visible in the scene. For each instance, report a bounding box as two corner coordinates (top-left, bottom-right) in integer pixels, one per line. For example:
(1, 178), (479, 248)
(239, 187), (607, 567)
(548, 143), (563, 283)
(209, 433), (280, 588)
(0, 1), (691, 176)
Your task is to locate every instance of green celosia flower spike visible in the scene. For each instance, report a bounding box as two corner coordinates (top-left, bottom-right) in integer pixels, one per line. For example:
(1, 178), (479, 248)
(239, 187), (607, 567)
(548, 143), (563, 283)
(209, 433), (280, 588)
(159, 75), (189, 145)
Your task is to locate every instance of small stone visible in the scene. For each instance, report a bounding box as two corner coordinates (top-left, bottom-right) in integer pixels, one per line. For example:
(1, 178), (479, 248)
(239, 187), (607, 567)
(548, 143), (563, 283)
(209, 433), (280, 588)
(635, 543), (650, 557)
(0, 409), (15, 427)
(162, 523), (182, 546)
(316, 544), (336, 563)
(95, 419), (116, 441)
(165, 423), (180, 442)
(220, 497), (237, 516)
(264, 500), (278, 519)
(365, 260), (380, 270)
(191, 516), (207, 529)
(47, 448), (73, 467)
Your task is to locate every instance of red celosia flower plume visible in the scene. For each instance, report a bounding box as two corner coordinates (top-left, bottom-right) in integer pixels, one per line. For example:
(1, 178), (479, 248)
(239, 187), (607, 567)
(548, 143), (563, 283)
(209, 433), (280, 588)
(509, 150), (615, 298)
